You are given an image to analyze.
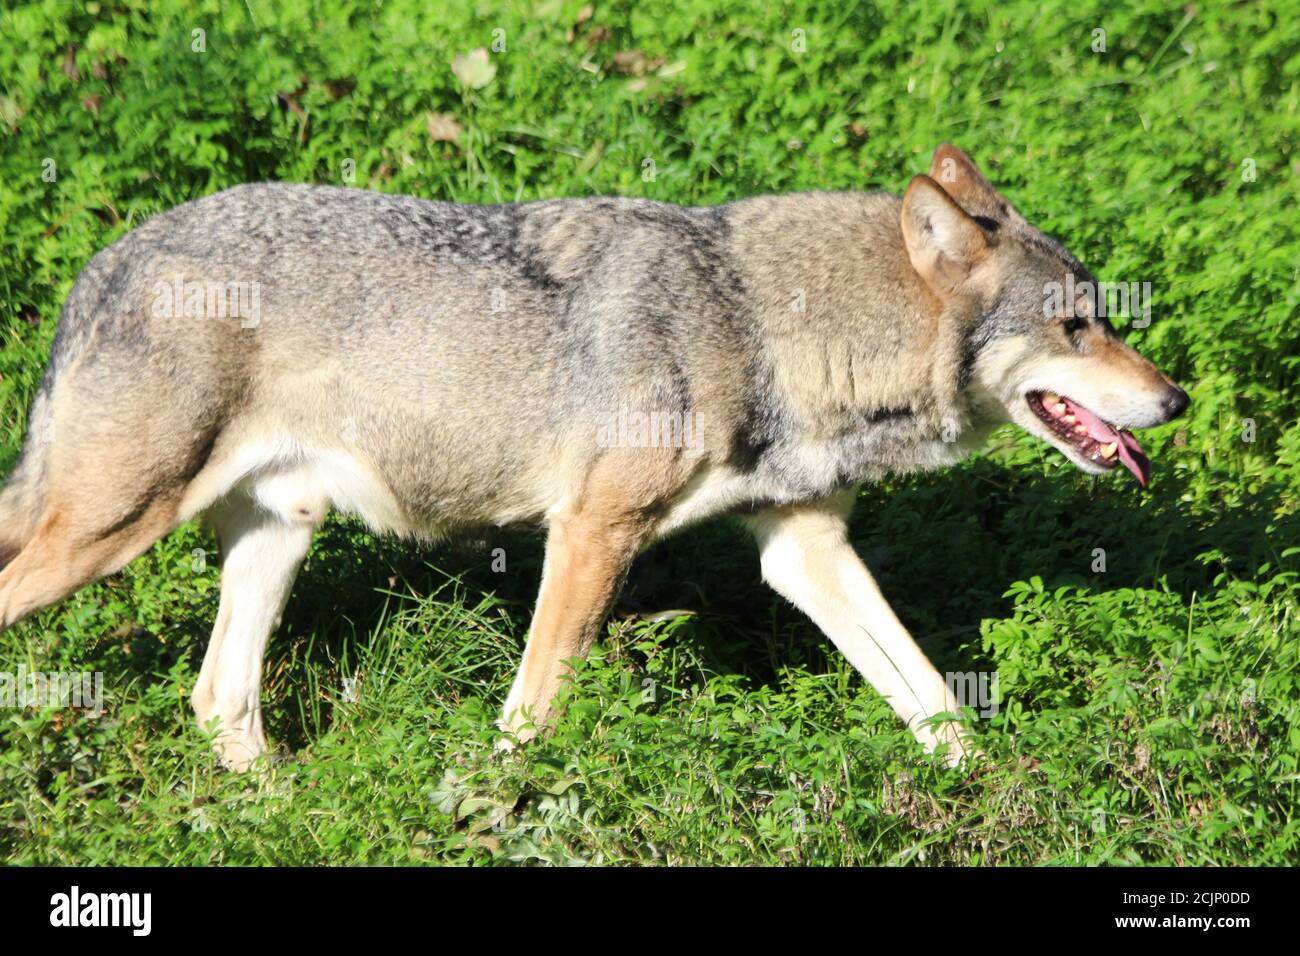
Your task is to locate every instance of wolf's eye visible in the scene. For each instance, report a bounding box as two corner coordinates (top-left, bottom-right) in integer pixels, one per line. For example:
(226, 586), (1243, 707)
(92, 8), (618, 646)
(1062, 316), (1088, 336)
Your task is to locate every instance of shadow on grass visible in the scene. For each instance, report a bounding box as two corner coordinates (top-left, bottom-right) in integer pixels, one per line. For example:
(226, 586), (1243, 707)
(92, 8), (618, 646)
(180, 455), (1290, 753)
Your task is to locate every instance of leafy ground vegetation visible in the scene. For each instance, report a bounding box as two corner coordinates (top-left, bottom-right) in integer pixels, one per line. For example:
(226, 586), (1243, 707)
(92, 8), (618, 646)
(0, 0), (1297, 865)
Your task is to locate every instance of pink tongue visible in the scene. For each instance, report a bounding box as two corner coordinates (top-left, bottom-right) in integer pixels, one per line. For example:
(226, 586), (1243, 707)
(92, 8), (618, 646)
(1116, 431), (1151, 487)
(1065, 400), (1151, 487)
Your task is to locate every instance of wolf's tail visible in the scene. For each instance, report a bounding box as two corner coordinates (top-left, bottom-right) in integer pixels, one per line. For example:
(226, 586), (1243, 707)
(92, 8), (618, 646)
(0, 388), (54, 571)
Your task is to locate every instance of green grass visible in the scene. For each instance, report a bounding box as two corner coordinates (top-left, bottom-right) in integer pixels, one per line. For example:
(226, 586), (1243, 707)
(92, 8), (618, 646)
(1, 0), (1297, 865)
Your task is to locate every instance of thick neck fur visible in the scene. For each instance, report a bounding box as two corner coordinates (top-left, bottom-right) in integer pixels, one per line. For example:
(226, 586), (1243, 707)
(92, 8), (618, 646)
(725, 191), (979, 495)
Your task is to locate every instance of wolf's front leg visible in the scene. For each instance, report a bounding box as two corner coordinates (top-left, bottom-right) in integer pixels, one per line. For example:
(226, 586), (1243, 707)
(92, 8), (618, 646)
(747, 493), (971, 766)
(498, 499), (649, 748)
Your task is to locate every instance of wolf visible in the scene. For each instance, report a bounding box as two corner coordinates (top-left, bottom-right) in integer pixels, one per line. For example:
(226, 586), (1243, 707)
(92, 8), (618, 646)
(0, 145), (1188, 769)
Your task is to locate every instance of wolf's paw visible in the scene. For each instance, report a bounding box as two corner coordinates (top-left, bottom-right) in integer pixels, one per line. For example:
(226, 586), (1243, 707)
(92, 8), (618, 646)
(494, 709), (543, 753)
(213, 730), (269, 772)
(922, 720), (981, 770)
(194, 700), (268, 772)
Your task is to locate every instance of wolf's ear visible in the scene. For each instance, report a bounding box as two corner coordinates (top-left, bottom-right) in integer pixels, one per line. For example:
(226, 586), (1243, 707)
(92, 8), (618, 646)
(929, 143), (1017, 220)
(901, 174), (991, 293)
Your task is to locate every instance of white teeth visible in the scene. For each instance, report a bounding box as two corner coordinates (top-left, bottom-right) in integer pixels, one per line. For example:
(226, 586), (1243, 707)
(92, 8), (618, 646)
(1074, 424), (1088, 435)
(1042, 391), (1059, 405)
(1062, 413), (1076, 424)
(1052, 402), (1067, 415)
(1100, 442), (1118, 459)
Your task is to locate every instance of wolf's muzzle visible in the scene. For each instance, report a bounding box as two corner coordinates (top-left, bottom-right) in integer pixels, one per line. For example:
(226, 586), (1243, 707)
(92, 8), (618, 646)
(1162, 385), (1190, 421)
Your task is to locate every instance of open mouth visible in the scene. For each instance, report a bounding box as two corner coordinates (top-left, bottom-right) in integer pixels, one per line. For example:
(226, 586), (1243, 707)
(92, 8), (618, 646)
(1026, 391), (1151, 487)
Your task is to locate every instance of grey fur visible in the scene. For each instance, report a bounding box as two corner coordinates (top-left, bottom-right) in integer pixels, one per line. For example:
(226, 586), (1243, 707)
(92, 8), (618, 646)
(0, 145), (1187, 766)
(26, 184), (972, 526)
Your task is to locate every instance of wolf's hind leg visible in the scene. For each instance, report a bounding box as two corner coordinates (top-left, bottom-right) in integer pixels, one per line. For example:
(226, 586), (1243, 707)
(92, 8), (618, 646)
(192, 490), (316, 771)
(747, 494), (971, 766)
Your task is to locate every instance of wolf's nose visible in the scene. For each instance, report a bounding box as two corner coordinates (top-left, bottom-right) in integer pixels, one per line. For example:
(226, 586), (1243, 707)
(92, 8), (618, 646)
(1162, 385), (1190, 420)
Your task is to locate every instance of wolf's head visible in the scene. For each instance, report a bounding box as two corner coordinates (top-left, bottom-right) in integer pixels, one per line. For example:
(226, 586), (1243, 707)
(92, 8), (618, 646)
(901, 144), (1188, 486)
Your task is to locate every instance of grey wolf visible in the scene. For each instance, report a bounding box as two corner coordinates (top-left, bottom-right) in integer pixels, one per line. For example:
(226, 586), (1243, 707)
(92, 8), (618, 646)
(0, 145), (1188, 769)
